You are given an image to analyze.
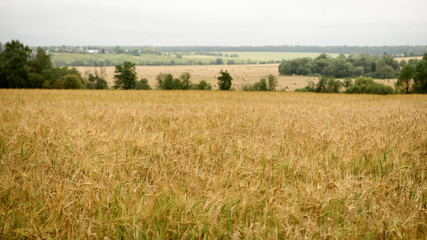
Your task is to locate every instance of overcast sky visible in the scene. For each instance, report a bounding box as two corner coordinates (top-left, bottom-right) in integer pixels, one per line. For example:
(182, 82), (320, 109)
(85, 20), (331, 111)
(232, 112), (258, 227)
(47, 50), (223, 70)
(1, 0), (426, 46)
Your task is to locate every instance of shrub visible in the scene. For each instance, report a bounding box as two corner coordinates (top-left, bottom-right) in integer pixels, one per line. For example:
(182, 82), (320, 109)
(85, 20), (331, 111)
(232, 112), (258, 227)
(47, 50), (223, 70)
(135, 78), (151, 90)
(192, 80), (212, 90)
(217, 70), (232, 90)
(346, 76), (394, 94)
(86, 74), (108, 89)
(27, 73), (45, 88)
(54, 74), (84, 89)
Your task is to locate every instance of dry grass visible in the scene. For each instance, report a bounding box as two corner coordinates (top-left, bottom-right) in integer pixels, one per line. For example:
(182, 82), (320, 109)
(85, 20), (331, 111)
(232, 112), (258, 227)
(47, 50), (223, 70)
(0, 90), (426, 239)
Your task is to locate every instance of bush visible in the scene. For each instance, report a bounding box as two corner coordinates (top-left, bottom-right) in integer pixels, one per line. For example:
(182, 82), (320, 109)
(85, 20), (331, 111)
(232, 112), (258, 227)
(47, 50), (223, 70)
(295, 88), (309, 92)
(135, 78), (151, 90)
(86, 74), (108, 89)
(27, 73), (45, 88)
(217, 70), (232, 90)
(54, 74), (84, 89)
(346, 76), (394, 94)
(192, 80), (212, 90)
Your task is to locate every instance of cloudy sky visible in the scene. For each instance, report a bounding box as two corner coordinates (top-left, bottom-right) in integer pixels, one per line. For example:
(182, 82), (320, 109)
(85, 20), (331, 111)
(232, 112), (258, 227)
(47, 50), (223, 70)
(1, 0), (426, 46)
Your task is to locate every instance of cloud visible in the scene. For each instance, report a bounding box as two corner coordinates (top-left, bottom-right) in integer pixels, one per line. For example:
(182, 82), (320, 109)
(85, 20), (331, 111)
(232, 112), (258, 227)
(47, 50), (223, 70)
(0, 0), (426, 46)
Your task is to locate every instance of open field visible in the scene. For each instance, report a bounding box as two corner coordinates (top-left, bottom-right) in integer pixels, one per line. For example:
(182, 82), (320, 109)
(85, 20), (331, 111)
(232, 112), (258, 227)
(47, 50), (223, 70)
(51, 52), (339, 67)
(76, 64), (396, 91)
(0, 90), (426, 239)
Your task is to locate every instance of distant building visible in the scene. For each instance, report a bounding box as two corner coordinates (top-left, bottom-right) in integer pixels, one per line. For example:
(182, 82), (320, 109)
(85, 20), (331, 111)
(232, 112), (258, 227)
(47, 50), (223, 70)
(88, 49), (99, 54)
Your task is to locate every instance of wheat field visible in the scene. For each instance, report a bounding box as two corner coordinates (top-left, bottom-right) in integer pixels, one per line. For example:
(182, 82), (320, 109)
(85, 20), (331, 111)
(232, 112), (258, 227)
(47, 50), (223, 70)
(0, 90), (426, 239)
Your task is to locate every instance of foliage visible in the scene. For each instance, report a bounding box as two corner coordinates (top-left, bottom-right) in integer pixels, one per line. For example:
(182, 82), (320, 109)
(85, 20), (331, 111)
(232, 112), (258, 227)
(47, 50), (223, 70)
(0, 40), (31, 88)
(243, 76), (277, 91)
(253, 78), (268, 91)
(54, 74), (84, 89)
(157, 73), (176, 90)
(217, 70), (233, 90)
(298, 76), (344, 93)
(27, 73), (45, 88)
(86, 74), (108, 89)
(346, 76), (394, 94)
(315, 76), (344, 93)
(191, 80), (212, 90)
(267, 74), (278, 91)
(179, 72), (192, 90)
(113, 62), (137, 89)
(43, 66), (84, 89)
(29, 47), (52, 76)
(278, 57), (313, 75)
(396, 65), (415, 93)
(135, 78), (152, 90)
(279, 53), (402, 79)
(413, 54), (427, 93)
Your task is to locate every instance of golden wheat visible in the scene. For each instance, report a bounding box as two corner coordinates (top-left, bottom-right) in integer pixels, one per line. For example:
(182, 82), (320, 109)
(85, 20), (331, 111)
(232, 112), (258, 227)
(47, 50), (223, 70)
(0, 90), (425, 239)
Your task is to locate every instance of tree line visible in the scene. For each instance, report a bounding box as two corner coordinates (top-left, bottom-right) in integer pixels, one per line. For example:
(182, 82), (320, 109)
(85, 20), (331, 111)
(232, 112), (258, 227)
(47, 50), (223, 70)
(278, 53), (426, 80)
(0, 40), (108, 89)
(153, 46), (427, 56)
(294, 54), (427, 94)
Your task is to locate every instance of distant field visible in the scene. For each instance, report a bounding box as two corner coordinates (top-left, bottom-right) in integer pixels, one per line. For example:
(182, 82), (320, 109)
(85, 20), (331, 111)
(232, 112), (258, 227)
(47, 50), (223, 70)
(51, 52), (338, 67)
(1, 90), (426, 239)
(215, 52), (340, 61)
(76, 64), (395, 91)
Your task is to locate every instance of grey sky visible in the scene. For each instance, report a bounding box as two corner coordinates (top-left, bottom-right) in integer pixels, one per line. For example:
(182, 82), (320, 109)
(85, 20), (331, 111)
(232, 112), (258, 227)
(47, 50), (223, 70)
(1, 0), (426, 46)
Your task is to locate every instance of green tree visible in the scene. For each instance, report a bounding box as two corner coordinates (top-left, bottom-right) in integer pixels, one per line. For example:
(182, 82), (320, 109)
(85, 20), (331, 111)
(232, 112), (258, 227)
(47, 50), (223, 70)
(217, 70), (233, 90)
(136, 78), (151, 90)
(180, 72), (191, 90)
(215, 58), (224, 65)
(193, 80), (212, 90)
(354, 54), (376, 74)
(267, 74), (278, 91)
(252, 78), (268, 91)
(396, 65), (415, 93)
(54, 74), (84, 89)
(313, 53), (332, 74)
(414, 54), (427, 93)
(27, 73), (45, 88)
(156, 73), (175, 90)
(113, 62), (137, 89)
(346, 76), (394, 94)
(29, 47), (52, 76)
(0, 40), (31, 88)
(86, 74), (108, 89)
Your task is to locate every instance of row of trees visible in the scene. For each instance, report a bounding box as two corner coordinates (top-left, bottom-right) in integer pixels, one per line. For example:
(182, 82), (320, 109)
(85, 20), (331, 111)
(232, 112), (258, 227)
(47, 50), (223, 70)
(0, 40), (108, 89)
(296, 76), (394, 94)
(295, 52), (427, 95)
(154, 46), (427, 56)
(279, 54), (407, 79)
(112, 61), (215, 90)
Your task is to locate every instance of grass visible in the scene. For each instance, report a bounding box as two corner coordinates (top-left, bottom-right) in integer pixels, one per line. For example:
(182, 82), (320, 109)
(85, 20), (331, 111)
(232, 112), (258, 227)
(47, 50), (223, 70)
(0, 90), (426, 239)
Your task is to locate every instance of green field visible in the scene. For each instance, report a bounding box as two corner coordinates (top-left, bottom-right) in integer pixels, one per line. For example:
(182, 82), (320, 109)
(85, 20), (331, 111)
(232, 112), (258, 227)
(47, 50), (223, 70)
(50, 52), (339, 66)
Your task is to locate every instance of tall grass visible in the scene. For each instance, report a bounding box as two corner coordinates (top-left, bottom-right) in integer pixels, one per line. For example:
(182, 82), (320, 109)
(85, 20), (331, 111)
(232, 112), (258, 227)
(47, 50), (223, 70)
(0, 90), (425, 239)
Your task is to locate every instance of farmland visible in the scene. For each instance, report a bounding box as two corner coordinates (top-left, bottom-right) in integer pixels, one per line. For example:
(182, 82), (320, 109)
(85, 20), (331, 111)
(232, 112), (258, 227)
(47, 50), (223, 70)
(76, 64), (395, 91)
(51, 52), (340, 67)
(0, 90), (426, 239)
